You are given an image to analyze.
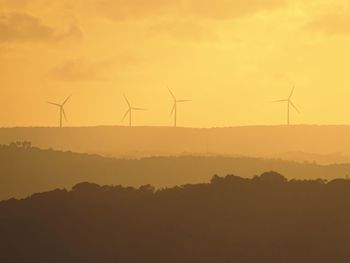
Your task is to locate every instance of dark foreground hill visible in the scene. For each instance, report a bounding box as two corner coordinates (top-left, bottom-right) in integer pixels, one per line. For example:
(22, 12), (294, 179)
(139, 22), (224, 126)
(1, 172), (350, 263)
(3, 143), (350, 200)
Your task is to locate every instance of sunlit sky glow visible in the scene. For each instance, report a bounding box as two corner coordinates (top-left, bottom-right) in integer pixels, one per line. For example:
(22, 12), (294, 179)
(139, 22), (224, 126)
(1, 0), (350, 127)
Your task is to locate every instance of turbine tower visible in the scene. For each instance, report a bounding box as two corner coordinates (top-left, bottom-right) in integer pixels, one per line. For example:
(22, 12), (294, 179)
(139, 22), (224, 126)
(168, 88), (191, 127)
(122, 94), (146, 127)
(48, 95), (71, 128)
(273, 86), (299, 125)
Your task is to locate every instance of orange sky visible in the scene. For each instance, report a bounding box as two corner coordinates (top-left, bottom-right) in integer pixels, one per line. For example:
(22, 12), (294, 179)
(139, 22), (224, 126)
(1, 0), (350, 127)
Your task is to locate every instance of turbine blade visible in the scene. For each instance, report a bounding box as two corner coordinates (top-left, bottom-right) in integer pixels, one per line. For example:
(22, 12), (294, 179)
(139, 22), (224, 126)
(62, 94), (72, 106)
(290, 101), (300, 113)
(177, 100), (191, 103)
(62, 108), (68, 121)
(132, 107), (147, 111)
(47, 102), (61, 107)
(122, 109), (131, 121)
(289, 86), (295, 99)
(170, 103), (176, 116)
(168, 88), (176, 101)
(124, 94), (131, 107)
(272, 99), (288, 103)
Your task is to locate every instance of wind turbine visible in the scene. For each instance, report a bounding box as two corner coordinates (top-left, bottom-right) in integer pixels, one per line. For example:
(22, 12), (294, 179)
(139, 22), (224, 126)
(122, 94), (146, 127)
(47, 95), (71, 128)
(168, 88), (191, 127)
(273, 86), (299, 125)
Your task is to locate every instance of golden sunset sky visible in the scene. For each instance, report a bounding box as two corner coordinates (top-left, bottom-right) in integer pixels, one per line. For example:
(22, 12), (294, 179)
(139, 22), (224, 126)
(0, 0), (349, 127)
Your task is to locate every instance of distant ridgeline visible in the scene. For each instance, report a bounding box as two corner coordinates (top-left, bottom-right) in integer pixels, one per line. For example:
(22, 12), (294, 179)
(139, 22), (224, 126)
(2, 125), (350, 164)
(2, 142), (350, 201)
(1, 173), (350, 262)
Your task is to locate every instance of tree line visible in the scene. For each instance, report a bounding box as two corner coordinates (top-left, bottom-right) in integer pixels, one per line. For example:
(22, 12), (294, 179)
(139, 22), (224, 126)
(1, 172), (350, 262)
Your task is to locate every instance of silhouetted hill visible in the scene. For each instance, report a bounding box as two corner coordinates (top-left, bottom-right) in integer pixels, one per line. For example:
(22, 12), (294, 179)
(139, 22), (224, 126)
(1, 125), (350, 163)
(1, 173), (350, 262)
(2, 143), (350, 200)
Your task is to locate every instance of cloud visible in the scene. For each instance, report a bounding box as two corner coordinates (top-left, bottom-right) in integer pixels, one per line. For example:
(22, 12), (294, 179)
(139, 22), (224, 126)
(91, 0), (288, 20)
(0, 12), (83, 43)
(0, 12), (53, 42)
(148, 20), (218, 42)
(54, 23), (83, 42)
(50, 54), (143, 82)
(0, 0), (31, 8)
(0, 0), (288, 20)
(305, 11), (350, 36)
(50, 57), (120, 82)
(185, 0), (288, 20)
(88, 0), (176, 20)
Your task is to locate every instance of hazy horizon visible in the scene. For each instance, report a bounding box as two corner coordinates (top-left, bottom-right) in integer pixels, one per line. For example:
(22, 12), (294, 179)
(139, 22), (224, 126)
(2, 125), (350, 165)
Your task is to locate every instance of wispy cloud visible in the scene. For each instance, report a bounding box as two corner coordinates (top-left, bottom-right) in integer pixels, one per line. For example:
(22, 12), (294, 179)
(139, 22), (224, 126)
(148, 20), (218, 42)
(0, 12), (83, 43)
(50, 58), (113, 82)
(0, 12), (53, 43)
(50, 54), (143, 82)
(305, 10), (350, 36)
(54, 23), (83, 42)
(185, 0), (289, 20)
(91, 0), (288, 20)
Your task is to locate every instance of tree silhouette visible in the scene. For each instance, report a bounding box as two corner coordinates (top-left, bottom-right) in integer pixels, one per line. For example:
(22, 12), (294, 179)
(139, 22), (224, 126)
(1, 173), (350, 262)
